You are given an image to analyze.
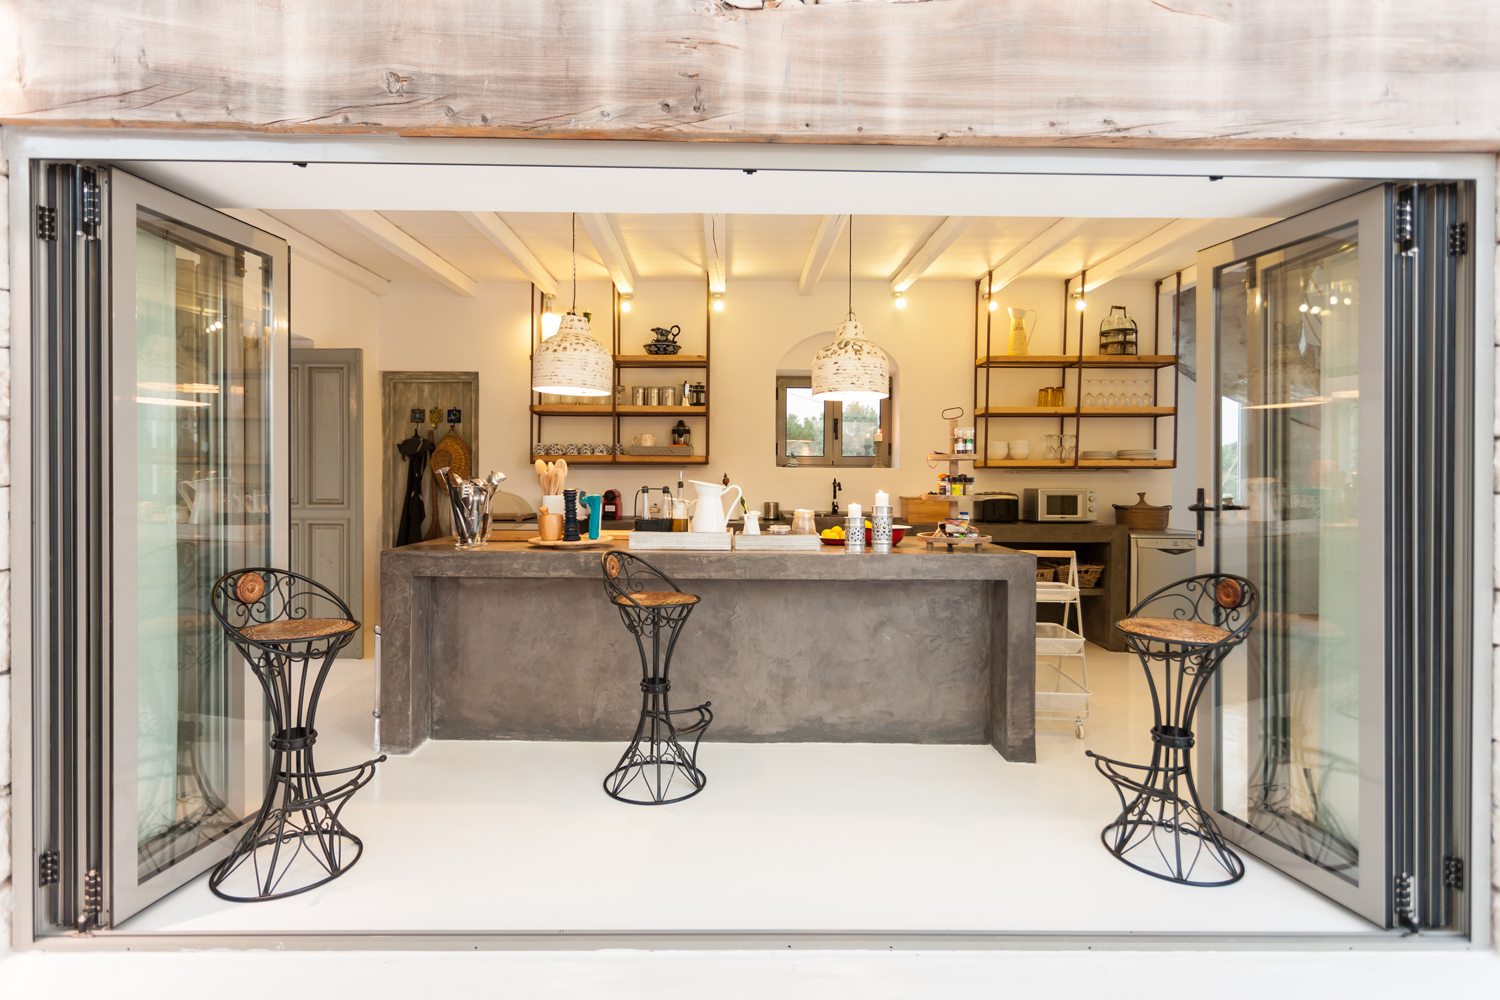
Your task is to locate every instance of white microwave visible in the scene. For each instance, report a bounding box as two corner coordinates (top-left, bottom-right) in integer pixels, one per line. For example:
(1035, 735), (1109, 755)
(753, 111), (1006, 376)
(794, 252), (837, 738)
(1021, 488), (1097, 522)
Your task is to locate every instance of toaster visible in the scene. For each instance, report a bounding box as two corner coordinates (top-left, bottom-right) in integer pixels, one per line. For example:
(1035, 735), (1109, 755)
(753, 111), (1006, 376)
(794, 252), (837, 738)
(972, 492), (1020, 523)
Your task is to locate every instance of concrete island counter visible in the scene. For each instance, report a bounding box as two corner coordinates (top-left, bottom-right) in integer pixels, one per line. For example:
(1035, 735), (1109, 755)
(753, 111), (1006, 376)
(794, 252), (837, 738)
(379, 538), (1038, 762)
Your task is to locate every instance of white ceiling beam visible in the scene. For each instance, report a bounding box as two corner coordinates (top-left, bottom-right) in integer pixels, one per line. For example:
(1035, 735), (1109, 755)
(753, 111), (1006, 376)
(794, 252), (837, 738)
(797, 215), (848, 296)
(224, 209), (390, 297)
(1081, 219), (1220, 292)
(702, 213), (728, 294)
(337, 210), (476, 297)
(888, 216), (976, 293)
(578, 213), (637, 296)
(461, 211), (558, 296)
(985, 218), (1090, 294)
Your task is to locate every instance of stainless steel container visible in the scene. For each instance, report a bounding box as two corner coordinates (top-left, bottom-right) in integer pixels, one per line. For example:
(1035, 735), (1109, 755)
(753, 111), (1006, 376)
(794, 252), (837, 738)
(645, 386), (660, 406)
(660, 386), (678, 406)
(762, 500), (781, 522)
(631, 386), (646, 406)
(871, 505), (893, 554)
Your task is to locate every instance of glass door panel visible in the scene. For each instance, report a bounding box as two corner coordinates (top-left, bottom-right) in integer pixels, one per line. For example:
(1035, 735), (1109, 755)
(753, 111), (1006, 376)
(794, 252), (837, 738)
(109, 171), (289, 923)
(1196, 188), (1390, 924)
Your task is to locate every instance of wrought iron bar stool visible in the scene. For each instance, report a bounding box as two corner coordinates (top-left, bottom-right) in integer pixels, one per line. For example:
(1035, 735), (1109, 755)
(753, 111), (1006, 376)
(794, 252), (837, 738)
(208, 568), (385, 901)
(1086, 574), (1259, 886)
(600, 551), (713, 805)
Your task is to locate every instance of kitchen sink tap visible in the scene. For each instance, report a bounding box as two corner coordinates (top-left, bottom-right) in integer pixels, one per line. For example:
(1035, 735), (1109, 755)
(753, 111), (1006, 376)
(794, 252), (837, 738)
(831, 478), (843, 516)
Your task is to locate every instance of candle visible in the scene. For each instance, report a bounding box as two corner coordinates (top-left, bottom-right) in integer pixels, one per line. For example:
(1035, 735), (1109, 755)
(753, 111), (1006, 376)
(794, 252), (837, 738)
(874, 427), (884, 443)
(875, 490), (890, 507)
(848, 502), (862, 519)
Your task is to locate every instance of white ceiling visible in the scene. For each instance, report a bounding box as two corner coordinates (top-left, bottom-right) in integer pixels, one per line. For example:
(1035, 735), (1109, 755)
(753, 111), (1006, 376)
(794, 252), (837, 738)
(126, 159), (1366, 291)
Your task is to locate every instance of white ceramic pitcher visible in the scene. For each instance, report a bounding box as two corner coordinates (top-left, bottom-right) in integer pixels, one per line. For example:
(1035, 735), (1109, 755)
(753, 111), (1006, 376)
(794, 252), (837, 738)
(687, 479), (743, 533)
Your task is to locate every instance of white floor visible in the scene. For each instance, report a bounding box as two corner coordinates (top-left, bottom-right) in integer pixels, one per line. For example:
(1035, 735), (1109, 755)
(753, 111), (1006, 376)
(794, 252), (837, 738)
(121, 644), (1374, 937)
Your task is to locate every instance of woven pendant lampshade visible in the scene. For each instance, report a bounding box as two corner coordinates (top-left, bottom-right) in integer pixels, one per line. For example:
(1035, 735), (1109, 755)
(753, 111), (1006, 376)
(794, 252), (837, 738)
(532, 312), (612, 396)
(811, 317), (891, 402)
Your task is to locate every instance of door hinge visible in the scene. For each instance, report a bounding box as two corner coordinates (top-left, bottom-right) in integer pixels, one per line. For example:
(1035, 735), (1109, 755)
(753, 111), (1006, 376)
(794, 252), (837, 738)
(1393, 871), (1419, 933)
(1395, 191), (1417, 257)
(36, 205), (58, 241)
(80, 176), (102, 236)
(79, 868), (103, 931)
(1443, 855), (1464, 890)
(1447, 222), (1468, 258)
(38, 850), (60, 886)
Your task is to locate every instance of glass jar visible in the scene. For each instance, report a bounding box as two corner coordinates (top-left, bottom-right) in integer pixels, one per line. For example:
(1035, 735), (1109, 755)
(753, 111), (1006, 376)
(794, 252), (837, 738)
(790, 509), (817, 535)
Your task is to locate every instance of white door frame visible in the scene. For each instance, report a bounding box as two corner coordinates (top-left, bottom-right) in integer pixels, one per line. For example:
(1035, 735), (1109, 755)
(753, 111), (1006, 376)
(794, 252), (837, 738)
(4, 128), (1494, 950)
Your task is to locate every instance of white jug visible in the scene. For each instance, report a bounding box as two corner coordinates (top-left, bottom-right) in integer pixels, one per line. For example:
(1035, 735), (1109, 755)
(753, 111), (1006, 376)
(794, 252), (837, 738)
(687, 479), (743, 533)
(178, 475), (225, 525)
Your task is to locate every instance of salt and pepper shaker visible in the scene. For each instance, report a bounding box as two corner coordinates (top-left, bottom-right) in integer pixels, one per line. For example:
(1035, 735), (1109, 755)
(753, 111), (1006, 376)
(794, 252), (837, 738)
(844, 502), (864, 554)
(872, 489), (893, 554)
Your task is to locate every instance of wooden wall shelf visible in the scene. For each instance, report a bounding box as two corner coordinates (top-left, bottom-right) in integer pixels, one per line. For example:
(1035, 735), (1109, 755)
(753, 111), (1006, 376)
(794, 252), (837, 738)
(531, 404), (707, 417)
(976, 354), (1178, 370)
(976, 459), (1175, 470)
(614, 354), (709, 368)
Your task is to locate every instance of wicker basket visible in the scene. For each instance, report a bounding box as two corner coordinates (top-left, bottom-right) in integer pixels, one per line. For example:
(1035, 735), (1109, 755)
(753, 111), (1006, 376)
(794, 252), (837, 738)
(1076, 564), (1105, 589)
(1113, 492), (1171, 531)
(1034, 565), (1055, 583)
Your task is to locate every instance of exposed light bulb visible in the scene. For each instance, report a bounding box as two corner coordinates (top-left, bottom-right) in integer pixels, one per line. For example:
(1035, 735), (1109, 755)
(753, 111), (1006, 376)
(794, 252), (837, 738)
(893, 291), (908, 310)
(987, 298), (999, 312)
(712, 292), (725, 313)
(620, 295), (633, 314)
(1309, 305), (1322, 315)
(541, 310), (562, 339)
(1299, 303), (1310, 313)
(1072, 293), (1087, 312)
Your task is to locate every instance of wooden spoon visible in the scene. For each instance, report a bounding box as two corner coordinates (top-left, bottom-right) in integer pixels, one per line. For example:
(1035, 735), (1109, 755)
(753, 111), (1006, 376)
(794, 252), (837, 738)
(555, 458), (568, 494)
(534, 458), (548, 493)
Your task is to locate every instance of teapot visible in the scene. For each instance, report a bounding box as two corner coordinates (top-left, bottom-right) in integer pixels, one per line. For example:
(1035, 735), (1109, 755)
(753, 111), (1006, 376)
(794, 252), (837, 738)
(1006, 307), (1037, 356)
(687, 479), (743, 534)
(178, 474), (226, 525)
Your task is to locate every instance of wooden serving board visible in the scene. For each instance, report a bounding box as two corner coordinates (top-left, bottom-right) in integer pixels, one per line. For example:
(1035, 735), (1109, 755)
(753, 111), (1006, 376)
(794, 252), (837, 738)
(526, 536), (609, 549)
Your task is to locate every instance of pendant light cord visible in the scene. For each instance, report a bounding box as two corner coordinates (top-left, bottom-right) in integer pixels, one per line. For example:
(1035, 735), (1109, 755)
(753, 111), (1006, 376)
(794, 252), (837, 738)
(847, 215), (854, 321)
(571, 212), (578, 313)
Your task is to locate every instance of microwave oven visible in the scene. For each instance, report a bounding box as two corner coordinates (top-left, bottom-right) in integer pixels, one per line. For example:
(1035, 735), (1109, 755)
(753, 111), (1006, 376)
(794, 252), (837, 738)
(1021, 488), (1097, 522)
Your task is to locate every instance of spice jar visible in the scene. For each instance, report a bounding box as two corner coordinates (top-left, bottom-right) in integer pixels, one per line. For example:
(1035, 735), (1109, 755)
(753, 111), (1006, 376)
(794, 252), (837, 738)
(790, 509), (817, 535)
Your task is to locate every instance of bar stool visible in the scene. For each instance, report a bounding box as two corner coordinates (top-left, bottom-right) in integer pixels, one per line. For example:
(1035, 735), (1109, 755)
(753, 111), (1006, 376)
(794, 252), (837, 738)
(208, 568), (385, 901)
(1086, 573), (1259, 886)
(600, 551), (713, 805)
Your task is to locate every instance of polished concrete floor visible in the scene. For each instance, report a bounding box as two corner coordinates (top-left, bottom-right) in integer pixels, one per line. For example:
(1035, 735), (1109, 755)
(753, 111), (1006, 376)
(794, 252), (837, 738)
(121, 644), (1375, 937)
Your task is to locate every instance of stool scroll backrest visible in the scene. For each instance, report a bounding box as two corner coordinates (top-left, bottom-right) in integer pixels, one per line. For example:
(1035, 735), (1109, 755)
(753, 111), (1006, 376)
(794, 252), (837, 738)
(1129, 573), (1260, 647)
(211, 568), (356, 643)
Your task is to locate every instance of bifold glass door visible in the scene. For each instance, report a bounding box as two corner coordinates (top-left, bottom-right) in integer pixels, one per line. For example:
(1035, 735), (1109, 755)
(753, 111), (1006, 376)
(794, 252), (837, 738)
(107, 171), (290, 923)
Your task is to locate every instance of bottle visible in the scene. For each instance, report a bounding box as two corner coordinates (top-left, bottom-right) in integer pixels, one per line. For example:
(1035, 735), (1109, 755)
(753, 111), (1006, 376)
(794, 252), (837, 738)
(938, 474), (950, 496)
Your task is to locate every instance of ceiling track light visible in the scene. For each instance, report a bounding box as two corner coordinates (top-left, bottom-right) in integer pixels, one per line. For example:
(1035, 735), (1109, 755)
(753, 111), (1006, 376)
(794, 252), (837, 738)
(711, 291), (725, 313)
(619, 293), (633, 314)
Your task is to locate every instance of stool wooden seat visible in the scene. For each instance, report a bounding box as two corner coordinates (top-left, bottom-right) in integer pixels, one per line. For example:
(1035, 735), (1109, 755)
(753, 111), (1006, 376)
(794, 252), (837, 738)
(612, 590), (699, 608)
(241, 617), (359, 643)
(1116, 616), (1230, 645)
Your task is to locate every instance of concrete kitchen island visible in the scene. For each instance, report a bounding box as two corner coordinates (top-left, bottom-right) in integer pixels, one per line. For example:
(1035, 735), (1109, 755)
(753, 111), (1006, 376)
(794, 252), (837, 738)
(378, 538), (1038, 761)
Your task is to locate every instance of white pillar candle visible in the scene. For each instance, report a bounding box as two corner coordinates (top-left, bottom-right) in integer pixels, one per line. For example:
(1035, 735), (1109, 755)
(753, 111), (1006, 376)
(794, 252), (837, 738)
(848, 502), (862, 519)
(874, 490), (890, 507)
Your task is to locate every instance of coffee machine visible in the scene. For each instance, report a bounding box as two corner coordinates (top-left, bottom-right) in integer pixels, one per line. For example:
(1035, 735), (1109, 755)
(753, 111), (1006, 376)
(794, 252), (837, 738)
(602, 489), (622, 520)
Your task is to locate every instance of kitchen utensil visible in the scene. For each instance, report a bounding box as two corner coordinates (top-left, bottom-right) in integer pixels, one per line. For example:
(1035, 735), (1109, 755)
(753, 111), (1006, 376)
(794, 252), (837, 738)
(1098, 305), (1139, 356)
(688, 382), (707, 407)
(1080, 450), (1116, 460)
(1006, 307), (1037, 356)
(645, 325), (683, 355)
(541, 493), (564, 516)
(436, 467), (504, 549)
(671, 497), (691, 532)
(671, 419), (691, 448)
(178, 474), (226, 525)
(1117, 449), (1159, 460)
(631, 386), (646, 406)
(987, 440), (1010, 461)
(1113, 492), (1172, 531)
(790, 509), (817, 535)
(1008, 440), (1032, 460)
(579, 492), (603, 539)
(538, 512), (564, 541)
(762, 500), (781, 522)
(562, 489), (582, 542)
(686, 479), (742, 533)
(632, 433), (657, 448)
(661, 386), (678, 406)
(644, 386), (660, 406)
(742, 510), (761, 535)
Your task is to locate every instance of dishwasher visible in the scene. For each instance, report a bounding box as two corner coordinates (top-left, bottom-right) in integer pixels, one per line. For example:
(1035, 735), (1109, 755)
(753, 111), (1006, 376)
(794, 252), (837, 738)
(1129, 529), (1198, 610)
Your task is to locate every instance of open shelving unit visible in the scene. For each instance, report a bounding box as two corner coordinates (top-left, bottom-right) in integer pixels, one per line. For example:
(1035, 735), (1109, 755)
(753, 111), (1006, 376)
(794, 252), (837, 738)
(527, 283), (713, 466)
(971, 270), (1181, 470)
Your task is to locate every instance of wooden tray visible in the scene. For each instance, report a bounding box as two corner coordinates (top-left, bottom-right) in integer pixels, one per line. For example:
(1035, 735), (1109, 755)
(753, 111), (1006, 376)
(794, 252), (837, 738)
(526, 536), (610, 549)
(917, 531), (991, 552)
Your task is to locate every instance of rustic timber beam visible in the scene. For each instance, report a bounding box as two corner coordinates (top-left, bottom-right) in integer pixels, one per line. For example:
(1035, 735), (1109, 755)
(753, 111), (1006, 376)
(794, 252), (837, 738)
(579, 214), (637, 296)
(987, 219), (1089, 294)
(1081, 220), (1220, 292)
(225, 209), (390, 296)
(338, 211), (476, 297)
(703, 214), (728, 295)
(1, 1), (1495, 149)
(798, 215), (848, 296)
(889, 216), (976, 293)
(461, 211), (558, 297)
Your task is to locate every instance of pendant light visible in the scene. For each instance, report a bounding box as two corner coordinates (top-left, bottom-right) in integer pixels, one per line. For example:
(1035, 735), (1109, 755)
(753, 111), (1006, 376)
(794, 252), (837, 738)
(812, 216), (891, 402)
(531, 213), (612, 397)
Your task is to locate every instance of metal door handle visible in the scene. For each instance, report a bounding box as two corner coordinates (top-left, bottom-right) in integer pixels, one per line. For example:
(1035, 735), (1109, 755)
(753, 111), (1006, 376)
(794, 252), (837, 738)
(1188, 487), (1247, 546)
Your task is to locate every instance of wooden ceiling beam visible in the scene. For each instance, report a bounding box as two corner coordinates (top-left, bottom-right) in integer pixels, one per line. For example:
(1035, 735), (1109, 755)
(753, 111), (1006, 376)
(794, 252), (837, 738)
(578, 213), (637, 296)
(337, 210), (476, 296)
(224, 209), (390, 297)
(461, 211), (558, 296)
(702, 213), (728, 294)
(797, 215), (848, 296)
(888, 216), (976, 293)
(1082, 219), (1219, 291)
(985, 218), (1090, 294)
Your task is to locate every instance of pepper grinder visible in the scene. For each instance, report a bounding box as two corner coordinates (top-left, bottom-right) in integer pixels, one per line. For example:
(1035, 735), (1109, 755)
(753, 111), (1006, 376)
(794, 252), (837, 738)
(871, 489), (893, 555)
(562, 489), (582, 542)
(844, 502), (864, 554)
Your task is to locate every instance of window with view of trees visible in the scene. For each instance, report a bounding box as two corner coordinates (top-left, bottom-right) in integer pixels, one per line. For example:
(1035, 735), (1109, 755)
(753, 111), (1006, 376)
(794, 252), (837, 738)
(775, 375), (892, 467)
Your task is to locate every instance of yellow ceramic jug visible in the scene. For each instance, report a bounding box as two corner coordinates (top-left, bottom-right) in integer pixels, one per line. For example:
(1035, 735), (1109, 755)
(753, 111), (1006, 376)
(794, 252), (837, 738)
(1006, 307), (1037, 356)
